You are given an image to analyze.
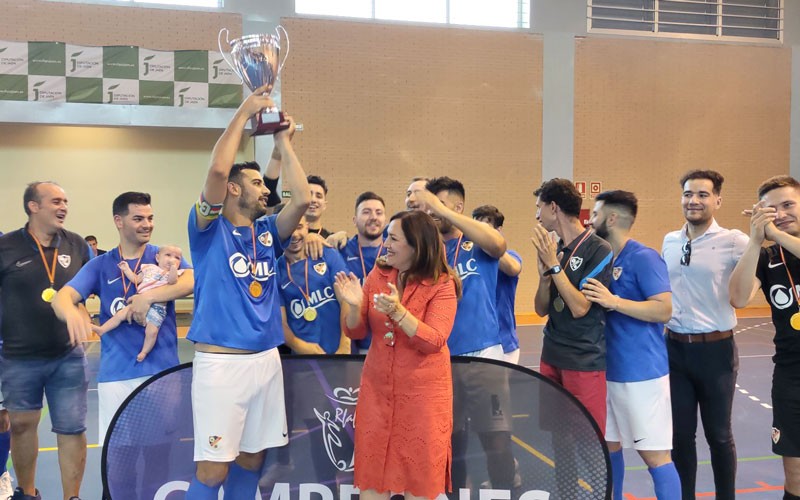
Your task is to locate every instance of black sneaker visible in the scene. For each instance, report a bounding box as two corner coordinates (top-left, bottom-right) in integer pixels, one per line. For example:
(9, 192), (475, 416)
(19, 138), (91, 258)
(9, 487), (40, 500)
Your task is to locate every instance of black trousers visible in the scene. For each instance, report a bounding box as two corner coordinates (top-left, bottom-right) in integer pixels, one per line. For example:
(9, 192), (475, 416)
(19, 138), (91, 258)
(668, 336), (738, 500)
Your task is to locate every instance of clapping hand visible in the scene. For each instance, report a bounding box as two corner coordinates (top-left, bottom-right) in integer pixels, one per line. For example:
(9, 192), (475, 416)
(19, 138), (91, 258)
(334, 272), (363, 308)
(373, 283), (401, 316)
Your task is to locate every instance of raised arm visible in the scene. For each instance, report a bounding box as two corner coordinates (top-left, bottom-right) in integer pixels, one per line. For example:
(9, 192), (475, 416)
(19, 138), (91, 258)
(196, 86), (275, 230)
(274, 120), (312, 240)
(730, 203), (771, 307)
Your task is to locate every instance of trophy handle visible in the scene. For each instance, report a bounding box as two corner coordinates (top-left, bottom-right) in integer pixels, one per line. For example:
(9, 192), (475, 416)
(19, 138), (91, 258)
(217, 28), (242, 81)
(276, 25), (290, 75)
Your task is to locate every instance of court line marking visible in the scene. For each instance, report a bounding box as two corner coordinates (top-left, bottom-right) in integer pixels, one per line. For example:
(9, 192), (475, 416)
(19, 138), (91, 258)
(511, 434), (594, 493)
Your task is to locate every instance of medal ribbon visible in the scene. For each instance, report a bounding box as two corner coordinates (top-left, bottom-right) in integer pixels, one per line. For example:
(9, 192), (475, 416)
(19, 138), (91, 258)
(29, 230), (58, 289)
(358, 241), (385, 279)
(249, 224), (259, 275)
(285, 258), (312, 304)
(117, 245), (144, 299)
(450, 234), (464, 268)
(778, 246), (800, 311)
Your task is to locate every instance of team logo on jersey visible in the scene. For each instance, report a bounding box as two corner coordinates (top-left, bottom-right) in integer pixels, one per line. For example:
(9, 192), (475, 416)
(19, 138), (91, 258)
(58, 255), (71, 268)
(314, 262), (327, 275)
(569, 256), (583, 271)
(461, 240), (474, 252)
(258, 231), (273, 247)
(228, 252), (275, 282)
(109, 297), (127, 316)
(772, 427), (781, 444)
(208, 436), (222, 449)
(769, 284), (799, 310)
(612, 267), (623, 280)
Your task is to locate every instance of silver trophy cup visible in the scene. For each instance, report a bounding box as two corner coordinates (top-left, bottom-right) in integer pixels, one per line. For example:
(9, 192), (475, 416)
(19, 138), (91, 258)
(219, 27), (300, 136)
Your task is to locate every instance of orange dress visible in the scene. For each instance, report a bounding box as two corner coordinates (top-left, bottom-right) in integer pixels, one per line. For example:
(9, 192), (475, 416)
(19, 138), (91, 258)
(345, 266), (457, 499)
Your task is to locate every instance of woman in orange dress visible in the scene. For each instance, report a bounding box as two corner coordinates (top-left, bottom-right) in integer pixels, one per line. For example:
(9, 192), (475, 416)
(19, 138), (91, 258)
(335, 210), (461, 500)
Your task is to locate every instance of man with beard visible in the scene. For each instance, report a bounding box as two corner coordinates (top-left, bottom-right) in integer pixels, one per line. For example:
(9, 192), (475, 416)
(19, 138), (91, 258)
(0, 182), (91, 500)
(339, 192), (387, 353)
(662, 170), (747, 500)
(730, 175), (800, 500)
(53, 191), (194, 499)
(413, 177), (518, 492)
(184, 89), (310, 500)
(583, 190), (680, 500)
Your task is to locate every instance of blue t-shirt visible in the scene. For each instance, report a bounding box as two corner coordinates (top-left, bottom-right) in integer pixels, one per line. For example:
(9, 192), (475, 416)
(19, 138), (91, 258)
(187, 210), (287, 351)
(339, 236), (386, 351)
(497, 250), (522, 354)
(277, 247), (347, 354)
(606, 239), (671, 383)
(446, 236), (501, 355)
(66, 244), (190, 383)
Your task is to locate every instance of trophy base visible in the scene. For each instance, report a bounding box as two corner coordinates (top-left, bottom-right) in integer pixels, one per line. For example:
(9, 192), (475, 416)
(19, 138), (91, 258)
(250, 110), (290, 136)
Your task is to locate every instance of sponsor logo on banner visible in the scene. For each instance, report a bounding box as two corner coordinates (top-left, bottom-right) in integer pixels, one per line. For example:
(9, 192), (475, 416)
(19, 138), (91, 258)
(0, 41), (28, 75)
(313, 387), (358, 472)
(139, 49), (174, 81)
(66, 45), (102, 78)
(208, 51), (240, 84)
(28, 76), (66, 102)
(175, 82), (207, 108)
(104, 78), (138, 104)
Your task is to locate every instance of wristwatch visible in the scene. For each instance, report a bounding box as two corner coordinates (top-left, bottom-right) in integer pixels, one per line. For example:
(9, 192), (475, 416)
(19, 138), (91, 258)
(543, 264), (562, 276)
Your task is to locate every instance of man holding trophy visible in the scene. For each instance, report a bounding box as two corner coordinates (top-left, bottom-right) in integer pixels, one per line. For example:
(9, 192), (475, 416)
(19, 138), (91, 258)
(184, 27), (311, 500)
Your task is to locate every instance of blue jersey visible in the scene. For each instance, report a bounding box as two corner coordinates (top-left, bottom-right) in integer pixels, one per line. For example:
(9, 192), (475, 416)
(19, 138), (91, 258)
(187, 210), (287, 351)
(277, 247), (347, 354)
(606, 239), (671, 382)
(66, 244), (190, 383)
(446, 236), (501, 355)
(339, 236), (385, 351)
(497, 250), (522, 354)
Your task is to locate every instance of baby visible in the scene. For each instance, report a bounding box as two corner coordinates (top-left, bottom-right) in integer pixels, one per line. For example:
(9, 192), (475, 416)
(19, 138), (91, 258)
(93, 245), (184, 362)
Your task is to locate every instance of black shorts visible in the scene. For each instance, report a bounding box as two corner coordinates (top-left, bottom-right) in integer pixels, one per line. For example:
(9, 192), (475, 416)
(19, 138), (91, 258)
(772, 397), (800, 457)
(452, 360), (512, 433)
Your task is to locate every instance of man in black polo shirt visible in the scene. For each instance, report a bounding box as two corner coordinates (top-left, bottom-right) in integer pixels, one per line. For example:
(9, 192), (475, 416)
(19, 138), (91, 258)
(0, 182), (91, 500)
(730, 175), (800, 500)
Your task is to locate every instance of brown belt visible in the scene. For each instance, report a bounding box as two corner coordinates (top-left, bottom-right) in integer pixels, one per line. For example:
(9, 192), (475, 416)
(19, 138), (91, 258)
(667, 329), (733, 344)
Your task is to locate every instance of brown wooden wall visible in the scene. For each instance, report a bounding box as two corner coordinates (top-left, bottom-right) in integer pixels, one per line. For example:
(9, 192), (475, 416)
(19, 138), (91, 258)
(280, 17), (544, 307)
(0, 0), (241, 50)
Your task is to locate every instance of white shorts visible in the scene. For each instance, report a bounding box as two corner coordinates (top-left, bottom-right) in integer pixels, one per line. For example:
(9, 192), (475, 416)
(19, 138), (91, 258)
(503, 349), (520, 365)
(192, 348), (288, 462)
(98, 376), (151, 445)
(605, 375), (673, 451)
(460, 344), (504, 361)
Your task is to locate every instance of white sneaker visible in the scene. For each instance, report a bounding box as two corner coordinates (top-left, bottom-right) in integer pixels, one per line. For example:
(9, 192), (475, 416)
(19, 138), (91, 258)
(0, 471), (14, 498)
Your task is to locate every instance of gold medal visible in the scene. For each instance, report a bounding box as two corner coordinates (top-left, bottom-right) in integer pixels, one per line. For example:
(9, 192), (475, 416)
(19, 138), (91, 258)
(41, 287), (56, 303)
(249, 280), (262, 298)
(553, 296), (565, 313)
(791, 312), (800, 331)
(303, 307), (318, 321)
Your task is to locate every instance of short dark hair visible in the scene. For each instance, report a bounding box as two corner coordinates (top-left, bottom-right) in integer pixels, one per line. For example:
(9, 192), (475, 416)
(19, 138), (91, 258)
(426, 177), (465, 200)
(84, 235), (97, 243)
(307, 175), (328, 195)
(679, 170), (724, 195)
(471, 205), (505, 228)
(23, 181), (60, 216)
(355, 191), (385, 212)
(757, 175), (800, 199)
(533, 178), (582, 218)
(595, 190), (638, 220)
(411, 176), (429, 183)
(229, 161), (261, 185)
(112, 192), (151, 216)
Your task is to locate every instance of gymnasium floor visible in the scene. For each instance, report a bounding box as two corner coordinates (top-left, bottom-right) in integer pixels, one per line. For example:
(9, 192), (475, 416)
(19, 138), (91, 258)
(28, 316), (784, 499)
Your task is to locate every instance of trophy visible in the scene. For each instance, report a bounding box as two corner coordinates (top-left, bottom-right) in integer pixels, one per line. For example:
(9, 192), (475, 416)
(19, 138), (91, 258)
(219, 26), (302, 136)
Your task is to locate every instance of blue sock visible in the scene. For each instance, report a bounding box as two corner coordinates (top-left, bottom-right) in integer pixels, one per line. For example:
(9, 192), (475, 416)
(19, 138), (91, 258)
(186, 476), (222, 500)
(0, 431), (10, 475)
(223, 462), (260, 499)
(649, 462), (681, 500)
(609, 449), (624, 500)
